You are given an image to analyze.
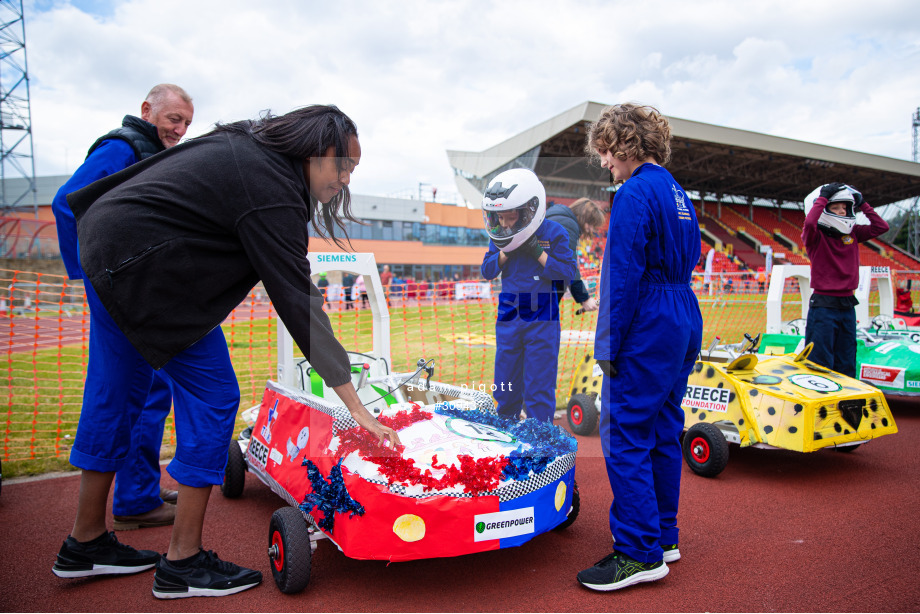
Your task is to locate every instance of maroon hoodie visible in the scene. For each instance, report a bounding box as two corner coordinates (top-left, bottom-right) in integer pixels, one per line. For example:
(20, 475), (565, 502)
(801, 197), (889, 296)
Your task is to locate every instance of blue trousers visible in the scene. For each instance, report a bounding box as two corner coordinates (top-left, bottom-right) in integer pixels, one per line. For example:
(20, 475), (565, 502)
(804, 305), (856, 378)
(112, 372), (172, 516)
(493, 318), (560, 423)
(71, 282), (241, 489)
(599, 286), (701, 563)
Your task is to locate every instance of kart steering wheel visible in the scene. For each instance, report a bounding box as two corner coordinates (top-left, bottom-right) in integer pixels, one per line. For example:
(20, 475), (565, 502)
(781, 318), (807, 336)
(871, 314), (894, 331)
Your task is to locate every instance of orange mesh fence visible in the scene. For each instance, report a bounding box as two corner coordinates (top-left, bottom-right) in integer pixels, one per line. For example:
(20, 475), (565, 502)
(1, 268), (894, 473)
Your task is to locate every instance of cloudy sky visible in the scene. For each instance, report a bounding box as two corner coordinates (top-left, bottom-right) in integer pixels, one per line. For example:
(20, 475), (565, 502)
(21, 0), (920, 206)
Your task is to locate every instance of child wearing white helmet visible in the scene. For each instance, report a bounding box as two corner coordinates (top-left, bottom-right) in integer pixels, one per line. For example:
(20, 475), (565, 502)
(480, 168), (577, 424)
(801, 181), (889, 376)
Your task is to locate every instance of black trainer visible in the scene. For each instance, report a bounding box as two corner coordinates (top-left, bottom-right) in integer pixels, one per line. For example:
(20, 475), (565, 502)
(152, 549), (262, 599)
(577, 551), (669, 591)
(662, 544), (680, 563)
(52, 531), (160, 578)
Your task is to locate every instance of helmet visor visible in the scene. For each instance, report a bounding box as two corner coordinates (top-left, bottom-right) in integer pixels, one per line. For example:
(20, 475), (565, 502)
(483, 197), (540, 241)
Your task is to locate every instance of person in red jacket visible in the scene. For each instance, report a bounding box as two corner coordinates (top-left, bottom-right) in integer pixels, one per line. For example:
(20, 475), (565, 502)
(801, 182), (889, 376)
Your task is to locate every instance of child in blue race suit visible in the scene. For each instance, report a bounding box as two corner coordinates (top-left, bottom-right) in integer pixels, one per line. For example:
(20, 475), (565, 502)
(480, 168), (576, 423)
(578, 103), (703, 592)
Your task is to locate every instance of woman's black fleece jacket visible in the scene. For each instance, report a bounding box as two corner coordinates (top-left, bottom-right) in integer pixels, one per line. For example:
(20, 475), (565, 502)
(68, 130), (352, 387)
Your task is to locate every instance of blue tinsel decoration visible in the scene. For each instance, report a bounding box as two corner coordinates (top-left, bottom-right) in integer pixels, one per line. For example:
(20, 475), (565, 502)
(433, 405), (577, 482)
(299, 458), (365, 532)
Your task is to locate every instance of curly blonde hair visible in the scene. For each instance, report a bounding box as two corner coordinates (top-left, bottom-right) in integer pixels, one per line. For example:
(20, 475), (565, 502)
(586, 103), (672, 166)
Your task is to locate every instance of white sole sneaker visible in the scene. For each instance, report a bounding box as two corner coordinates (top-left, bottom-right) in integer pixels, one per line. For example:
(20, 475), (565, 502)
(153, 581), (261, 599)
(580, 562), (669, 591)
(663, 547), (681, 563)
(52, 562), (157, 578)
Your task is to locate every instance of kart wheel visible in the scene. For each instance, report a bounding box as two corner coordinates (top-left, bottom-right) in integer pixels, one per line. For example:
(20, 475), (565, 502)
(554, 480), (580, 531)
(268, 506), (312, 594)
(682, 423), (729, 477)
(834, 443), (862, 453)
(567, 394), (598, 436)
(221, 440), (246, 498)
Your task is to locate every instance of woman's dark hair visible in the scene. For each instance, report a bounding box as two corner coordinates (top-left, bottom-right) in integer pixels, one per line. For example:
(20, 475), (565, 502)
(210, 105), (359, 247)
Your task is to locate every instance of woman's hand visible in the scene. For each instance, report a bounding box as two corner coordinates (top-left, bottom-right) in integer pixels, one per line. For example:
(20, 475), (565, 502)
(331, 381), (402, 448)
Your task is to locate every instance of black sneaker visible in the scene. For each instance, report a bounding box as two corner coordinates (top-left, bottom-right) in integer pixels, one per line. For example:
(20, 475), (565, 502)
(662, 544), (680, 563)
(577, 552), (669, 591)
(52, 531), (160, 578)
(152, 549), (262, 599)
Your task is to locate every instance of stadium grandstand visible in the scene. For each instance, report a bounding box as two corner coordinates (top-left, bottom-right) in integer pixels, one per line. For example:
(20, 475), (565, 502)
(447, 100), (920, 276)
(5, 101), (920, 284)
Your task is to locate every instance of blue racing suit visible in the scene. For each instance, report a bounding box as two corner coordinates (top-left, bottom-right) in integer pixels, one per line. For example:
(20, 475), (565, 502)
(482, 219), (576, 423)
(52, 127), (174, 517)
(595, 163), (702, 563)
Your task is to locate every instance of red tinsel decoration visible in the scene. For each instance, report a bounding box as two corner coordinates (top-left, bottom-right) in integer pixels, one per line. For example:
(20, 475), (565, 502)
(333, 408), (509, 493)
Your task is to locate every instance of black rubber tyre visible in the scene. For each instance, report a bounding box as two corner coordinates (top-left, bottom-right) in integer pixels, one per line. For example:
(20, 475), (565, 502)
(221, 440), (246, 498)
(567, 394), (598, 436)
(682, 422), (729, 477)
(553, 480), (580, 530)
(268, 506), (312, 594)
(834, 443), (862, 453)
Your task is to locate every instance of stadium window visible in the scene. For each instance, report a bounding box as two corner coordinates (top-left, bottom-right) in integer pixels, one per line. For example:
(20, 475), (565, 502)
(383, 220), (394, 241)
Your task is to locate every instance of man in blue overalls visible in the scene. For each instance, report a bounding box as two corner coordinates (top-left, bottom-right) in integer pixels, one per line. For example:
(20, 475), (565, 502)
(51, 84), (194, 529)
(481, 168), (576, 423)
(578, 104), (703, 591)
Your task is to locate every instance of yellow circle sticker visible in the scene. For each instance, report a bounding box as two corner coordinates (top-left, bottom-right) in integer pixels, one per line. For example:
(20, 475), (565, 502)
(554, 481), (567, 512)
(393, 514), (426, 542)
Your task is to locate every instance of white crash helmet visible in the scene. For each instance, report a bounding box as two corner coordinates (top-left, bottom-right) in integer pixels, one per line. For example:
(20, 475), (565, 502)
(481, 168), (546, 252)
(804, 184), (857, 237)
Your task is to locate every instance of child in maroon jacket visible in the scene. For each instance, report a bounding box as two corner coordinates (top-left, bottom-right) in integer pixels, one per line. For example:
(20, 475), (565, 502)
(801, 182), (889, 376)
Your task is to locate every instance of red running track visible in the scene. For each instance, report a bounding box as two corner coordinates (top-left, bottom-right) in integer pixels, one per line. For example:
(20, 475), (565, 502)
(2, 401), (919, 612)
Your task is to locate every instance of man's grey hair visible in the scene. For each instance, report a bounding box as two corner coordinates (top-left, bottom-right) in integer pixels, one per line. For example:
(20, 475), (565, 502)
(145, 84), (193, 110)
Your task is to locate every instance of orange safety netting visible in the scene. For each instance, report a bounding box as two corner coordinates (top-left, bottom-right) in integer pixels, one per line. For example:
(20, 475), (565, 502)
(2, 267), (910, 467)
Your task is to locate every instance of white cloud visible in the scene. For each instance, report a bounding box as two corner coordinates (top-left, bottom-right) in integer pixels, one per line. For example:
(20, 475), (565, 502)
(22, 0), (920, 204)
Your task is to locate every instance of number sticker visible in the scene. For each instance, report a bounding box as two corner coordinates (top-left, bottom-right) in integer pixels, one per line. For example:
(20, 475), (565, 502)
(788, 373), (841, 392)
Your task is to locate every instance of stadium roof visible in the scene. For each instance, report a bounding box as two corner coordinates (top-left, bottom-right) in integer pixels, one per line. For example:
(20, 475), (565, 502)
(447, 101), (920, 208)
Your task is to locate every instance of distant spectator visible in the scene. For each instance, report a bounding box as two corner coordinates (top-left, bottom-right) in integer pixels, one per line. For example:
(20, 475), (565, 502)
(419, 278), (430, 302)
(896, 279), (914, 316)
(756, 267), (766, 293)
(380, 264), (393, 288)
(353, 274), (368, 308)
(436, 277), (451, 301)
(391, 276), (405, 302)
(316, 272), (329, 298)
(342, 273), (355, 310)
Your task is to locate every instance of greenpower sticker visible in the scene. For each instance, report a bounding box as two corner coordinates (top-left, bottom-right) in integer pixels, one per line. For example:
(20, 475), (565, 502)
(473, 508), (535, 541)
(788, 373), (841, 392)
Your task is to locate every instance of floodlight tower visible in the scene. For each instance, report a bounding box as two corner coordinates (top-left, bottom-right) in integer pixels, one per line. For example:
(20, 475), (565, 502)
(907, 108), (920, 257)
(0, 0), (36, 215)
